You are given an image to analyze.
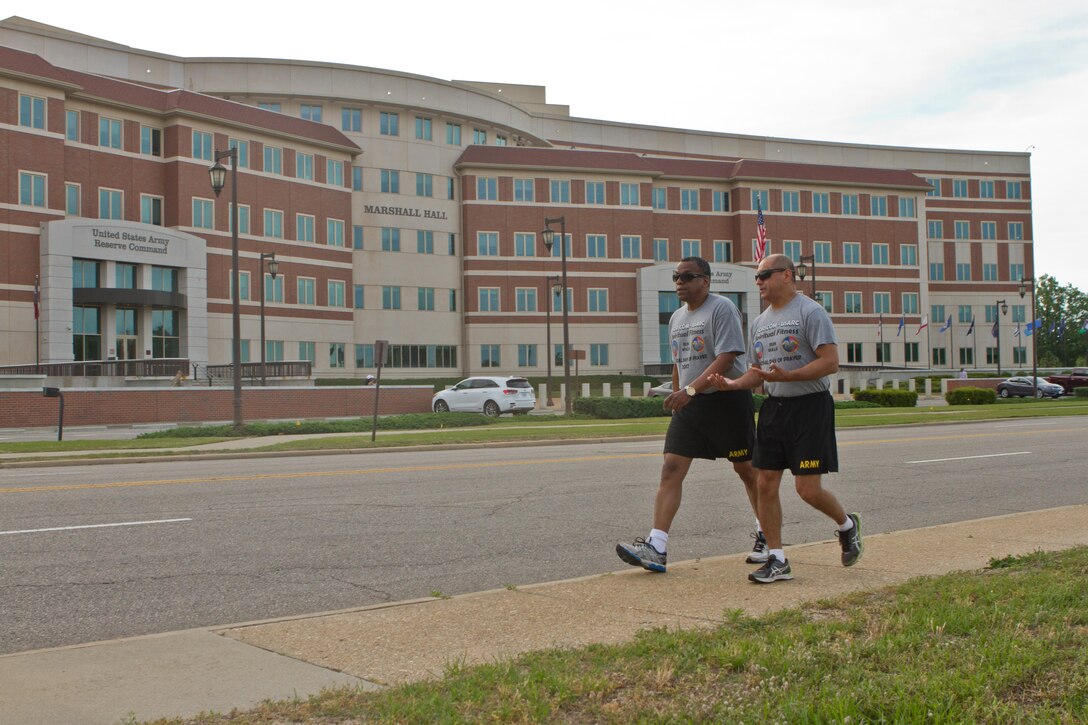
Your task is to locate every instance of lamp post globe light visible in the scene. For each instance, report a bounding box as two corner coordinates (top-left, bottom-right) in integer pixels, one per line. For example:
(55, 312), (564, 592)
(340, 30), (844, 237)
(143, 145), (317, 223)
(795, 254), (816, 299)
(541, 217), (572, 415)
(1019, 277), (1038, 397)
(209, 147), (243, 429)
(260, 253), (279, 386)
(995, 298), (1008, 377)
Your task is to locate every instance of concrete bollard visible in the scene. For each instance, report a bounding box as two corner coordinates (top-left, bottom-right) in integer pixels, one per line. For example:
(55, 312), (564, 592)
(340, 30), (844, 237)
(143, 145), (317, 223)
(581, 383), (590, 398)
(623, 382), (631, 398)
(602, 382), (611, 398)
(559, 384), (567, 408)
(909, 378), (917, 392)
(643, 382), (651, 396)
(892, 379), (900, 390)
(538, 383), (548, 405)
(925, 378), (933, 397)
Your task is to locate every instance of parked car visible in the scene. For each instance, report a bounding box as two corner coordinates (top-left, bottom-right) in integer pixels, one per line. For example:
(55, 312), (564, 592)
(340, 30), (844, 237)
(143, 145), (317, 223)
(432, 376), (536, 416)
(648, 380), (673, 398)
(996, 376), (1064, 399)
(1045, 368), (1088, 394)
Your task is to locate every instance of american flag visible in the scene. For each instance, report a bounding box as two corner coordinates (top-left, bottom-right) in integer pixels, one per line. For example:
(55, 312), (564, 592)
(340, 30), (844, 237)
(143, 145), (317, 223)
(755, 200), (768, 261)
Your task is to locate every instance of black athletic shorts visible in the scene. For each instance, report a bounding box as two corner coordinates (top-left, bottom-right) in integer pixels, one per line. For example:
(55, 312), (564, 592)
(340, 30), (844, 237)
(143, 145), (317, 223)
(663, 389), (754, 461)
(753, 390), (838, 475)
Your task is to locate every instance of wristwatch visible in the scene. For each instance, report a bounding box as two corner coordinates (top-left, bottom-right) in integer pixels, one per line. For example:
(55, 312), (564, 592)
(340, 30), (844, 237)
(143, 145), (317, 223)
(684, 384), (697, 397)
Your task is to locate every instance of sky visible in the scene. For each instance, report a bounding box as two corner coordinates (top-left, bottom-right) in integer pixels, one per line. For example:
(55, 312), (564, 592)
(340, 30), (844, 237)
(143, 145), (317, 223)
(13, 1), (1088, 290)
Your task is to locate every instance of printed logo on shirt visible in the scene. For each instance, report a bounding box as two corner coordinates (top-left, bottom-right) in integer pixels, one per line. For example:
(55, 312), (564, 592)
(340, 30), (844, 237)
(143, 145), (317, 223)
(782, 335), (800, 354)
(753, 340), (764, 360)
(671, 339), (680, 361)
(691, 335), (705, 354)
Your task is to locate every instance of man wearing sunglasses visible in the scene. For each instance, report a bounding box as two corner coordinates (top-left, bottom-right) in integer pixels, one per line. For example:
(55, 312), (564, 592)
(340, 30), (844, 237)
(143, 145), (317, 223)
(709, 253), (862, 583)
(616, 256), (762, 573)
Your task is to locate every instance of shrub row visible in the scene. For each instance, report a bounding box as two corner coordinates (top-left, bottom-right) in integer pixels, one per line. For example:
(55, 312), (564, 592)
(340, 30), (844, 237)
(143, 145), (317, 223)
(945, 387), (997, 405)
(1074, 387), (1088, 398)
(853, 389), (918, 407)
(573, 396), (669, 419)
(137, 412), (493, 439)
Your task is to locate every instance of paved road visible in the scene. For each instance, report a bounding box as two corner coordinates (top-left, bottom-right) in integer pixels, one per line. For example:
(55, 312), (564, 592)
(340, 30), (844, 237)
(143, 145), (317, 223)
(1, 416), (1085, 655)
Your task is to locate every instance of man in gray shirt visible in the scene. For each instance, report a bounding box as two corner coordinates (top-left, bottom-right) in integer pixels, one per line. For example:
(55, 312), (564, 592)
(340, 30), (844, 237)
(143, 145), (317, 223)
(616, 257), (763, 573)
(710, 254), (862, 583)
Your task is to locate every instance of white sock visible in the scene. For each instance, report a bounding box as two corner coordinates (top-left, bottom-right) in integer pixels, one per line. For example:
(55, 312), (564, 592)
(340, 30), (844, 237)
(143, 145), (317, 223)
(837, 517), (854, 533)
(648, 528), (668, 553)
(770, 548), (785, 563)
(755, 518), (763, 534)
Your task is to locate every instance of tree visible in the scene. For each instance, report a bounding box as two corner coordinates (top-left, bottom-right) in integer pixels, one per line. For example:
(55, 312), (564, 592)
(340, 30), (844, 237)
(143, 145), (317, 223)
(1033, 274), (1088, 367)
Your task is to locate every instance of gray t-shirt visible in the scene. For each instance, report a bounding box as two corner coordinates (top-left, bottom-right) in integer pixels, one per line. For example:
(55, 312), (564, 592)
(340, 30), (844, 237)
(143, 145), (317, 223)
(669, 294), (747, 389)
(749, 293), (837, 397)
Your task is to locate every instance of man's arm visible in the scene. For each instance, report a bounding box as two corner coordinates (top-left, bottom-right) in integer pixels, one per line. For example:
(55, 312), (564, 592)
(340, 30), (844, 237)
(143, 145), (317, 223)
(761, 343), (838, 383)
(664, 352), (738, 411)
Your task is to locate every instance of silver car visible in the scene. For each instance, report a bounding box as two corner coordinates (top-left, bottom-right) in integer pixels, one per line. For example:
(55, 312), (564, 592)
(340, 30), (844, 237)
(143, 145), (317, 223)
(648, 380), (673, 398)
(432, 376), (536, 416)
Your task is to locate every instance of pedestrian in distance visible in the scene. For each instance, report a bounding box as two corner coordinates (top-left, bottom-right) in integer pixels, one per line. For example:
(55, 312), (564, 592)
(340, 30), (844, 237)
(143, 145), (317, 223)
(616, 256), (766, 573)
(709, 253), (862, 583)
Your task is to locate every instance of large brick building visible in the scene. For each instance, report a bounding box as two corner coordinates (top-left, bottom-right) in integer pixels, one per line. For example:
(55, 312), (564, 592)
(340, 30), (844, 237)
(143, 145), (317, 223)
(0, 17), (1035, 381)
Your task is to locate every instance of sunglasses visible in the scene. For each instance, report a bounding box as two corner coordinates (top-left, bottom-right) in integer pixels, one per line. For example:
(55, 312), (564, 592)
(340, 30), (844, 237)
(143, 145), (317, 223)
(754, 267), (788, 281)
(672, 272), (708, 283)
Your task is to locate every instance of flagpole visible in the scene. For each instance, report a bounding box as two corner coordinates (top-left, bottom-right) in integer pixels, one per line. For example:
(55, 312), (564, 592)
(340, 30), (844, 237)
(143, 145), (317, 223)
(878, 314), (884, 368)
(947, 319), (952, 370)
(972, 318), (977, 369)
(34, 274), (40, 370)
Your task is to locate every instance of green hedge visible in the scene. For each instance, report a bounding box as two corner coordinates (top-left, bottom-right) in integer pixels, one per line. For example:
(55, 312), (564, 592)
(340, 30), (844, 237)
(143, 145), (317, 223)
(834, 400), (882, 409)
(137, 412), (493, 439)
(945, 387), (997, 405)
(573, 396), (669, 419)
(853, 389), (918, 407)
(1074, 387), (1088, 399)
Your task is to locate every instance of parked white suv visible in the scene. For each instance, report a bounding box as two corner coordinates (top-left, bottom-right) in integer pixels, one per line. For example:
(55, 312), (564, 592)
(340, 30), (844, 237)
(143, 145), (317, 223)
(432, 376), (536, 416)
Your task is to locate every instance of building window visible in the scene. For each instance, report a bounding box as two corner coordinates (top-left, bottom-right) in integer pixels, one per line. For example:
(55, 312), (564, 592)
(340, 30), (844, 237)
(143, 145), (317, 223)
(481, 344), (500, 368)
(654, 238), (668, 261)
(298, 341), (316, 363)
(190, 129), (213, 160)
(98, 188), (123, 220)
(381, 169), (400, 194)
(448, 177), (456, 200)
(872, 243), (889, 265)
(97, 117), (122, 150)
(783, 240), (801, 263)
(900, 244), (918, 266)
(586, 181), (606, 205)
(590, 343), (609, 366)
(265, 340), (284, 363)
(191, 198), (213, 229)
(976, 180), (994, 199)
(446, 122), (461, 145)
(843, 242), (861, 265)
(229, 270), (251, 301)
(621, 183), (641, 206)
(846, 343), (863, 363)
(495, 135), (507, 146)
(151, 309), (180, 358)
(229, 203), (250, 234)
(549, 233), (572, 258)
(930, 305), (946, 327)
(230, 137), (250, 168)
(477, 231), (499, 256)
(681, 239), (700, 258)
(815, 291), (833, 313)
(623, 235), (642, 259)
(680, 189), (699, 210)
(478, 287), (500, 312)
(876, 342), (892, 363)
(983, 263), (998, 281)
(981, 221), (997, 240)
(713, 239), (732, 263)
(140, 126), (162, 156)
(300, 104), (322, 122)
(381, 227), (401, 251)
(264, 273), (283, 302)
(959, 347), (974, 366)
(326, 160), (344, 186)
(415, 116), (432, 140)
(295, 213), (315, 242)
(329, 343), (346, 368)
(932, 347), (948, 366)
(515, 288), (537, 312)
(898, 197), (916, 217)
(297, 277), (316, 305)
(18, 171), (46, 207)
(953, 179), (968, 198)
(66, 183), (81, 215)
(751, 189), (769, 211)
(903, 293), (919, 314)
(473, 128), (487, 144)
(417, 173), (433, 197)
(116, 264), (137, 290)
(73, 259), (100, 288)
(518, 344), (537, 367)
(957, 305), (972, 324)
(587, 234), (607, 258)
(1006, 181), (1022, 199)
(814, 241), (832, 264)
(1008, 222), (1024, 240)
(956, 262), (971, 281)
(476, 176), (497, 200)
(416, 230), (434, 254)
(327, 219), (345, 247)
(263, 209), (284, 238)
(353, 284), (364, 309)
(550, 180), (570, 203)
(353, 225), (364, 250)
(1010, 263), (1025, 281)
(514, 232), (535, 257)
(874, 292), (891, 314)
(65, 110), (80, 141)
(652, 188), (667, 209)
(1012, 304), (1026, 323)
(905, 342), (919, 363)
(870, 195), (888, 216)
(380, 111), (399, 136)
(449, 289), (457, 312)
(588, 288), (609, 312)
(926, 178), (941, 197)
(514, 178), (535, 202)
(552, 287), (572, 313)
(328, 280), (346, 308)
(841, 194), (859, 215)
(782, 191), (800, 213)
(928, 220), (943, 239)
(342, 107), (362, 132)
(152, 266), (178, 292)
(264, 146), (283, 174)
(418, 287), (435, 311)
(19, 94), (45, 129)
(954, 221), (970, 239)
(298, 151), (315, 179)
(352, 166), (363, 191)
(382, 286), (401, 310)
(845, 292), (862, 314)
(257, 102), (281, 112)
(812, 192), (830, 214)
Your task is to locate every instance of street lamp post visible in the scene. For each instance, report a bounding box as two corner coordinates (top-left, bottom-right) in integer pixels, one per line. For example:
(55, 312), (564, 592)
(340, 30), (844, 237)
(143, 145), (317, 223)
(209, 147), (243, 429)
(541, 217), (572, 415)
(994, 299), (1008, 377)
(1020, 277), (1038, 397)
(544, 274), (560, 407)
(259, 252), (279, 386)
(795, 254), (817, 299)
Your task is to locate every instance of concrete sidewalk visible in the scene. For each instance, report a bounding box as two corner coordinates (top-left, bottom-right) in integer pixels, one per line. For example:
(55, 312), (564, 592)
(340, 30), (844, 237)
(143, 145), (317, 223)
(2, 504), (1086, 724)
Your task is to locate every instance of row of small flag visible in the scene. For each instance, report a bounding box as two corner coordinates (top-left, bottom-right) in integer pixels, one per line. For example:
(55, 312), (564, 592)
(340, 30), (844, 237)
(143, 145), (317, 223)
(879, 314), (1088, 337)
